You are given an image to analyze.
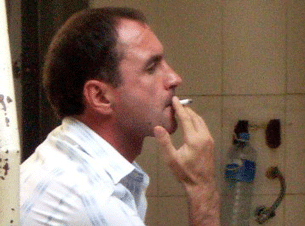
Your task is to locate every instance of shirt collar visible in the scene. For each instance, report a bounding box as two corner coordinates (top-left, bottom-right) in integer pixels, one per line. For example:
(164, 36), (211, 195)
(60, 117), (141, 184)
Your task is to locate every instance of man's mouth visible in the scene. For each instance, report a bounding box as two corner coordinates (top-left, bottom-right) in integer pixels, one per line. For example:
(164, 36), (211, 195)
(164, 96), (174, 108)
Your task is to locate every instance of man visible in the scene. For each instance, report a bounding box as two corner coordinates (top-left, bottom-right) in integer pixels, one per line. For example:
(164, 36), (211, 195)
(20, 7), (219, 225)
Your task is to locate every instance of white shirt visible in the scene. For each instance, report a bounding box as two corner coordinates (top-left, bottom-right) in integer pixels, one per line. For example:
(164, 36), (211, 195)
(20, 117), (149, 226)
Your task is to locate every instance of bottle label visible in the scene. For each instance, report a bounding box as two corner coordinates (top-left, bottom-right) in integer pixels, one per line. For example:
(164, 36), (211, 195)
(225, 158), (256, 182)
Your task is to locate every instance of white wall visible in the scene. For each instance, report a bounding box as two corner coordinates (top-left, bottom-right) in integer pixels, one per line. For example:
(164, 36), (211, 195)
(7, 0), (22, 142)
(93, 1), (304, 225)
(1, 0), (22, 224)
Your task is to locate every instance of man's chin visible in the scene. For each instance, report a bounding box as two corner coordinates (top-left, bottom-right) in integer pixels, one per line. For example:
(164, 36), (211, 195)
(149, 116), (178, 137)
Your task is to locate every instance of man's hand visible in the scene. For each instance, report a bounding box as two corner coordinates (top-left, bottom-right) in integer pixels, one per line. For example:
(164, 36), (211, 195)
(154, 96), (215, 185)
(154, 96), (220, 226)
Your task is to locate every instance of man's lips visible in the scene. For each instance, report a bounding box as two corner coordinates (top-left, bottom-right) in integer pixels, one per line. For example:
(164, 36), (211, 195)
(164, 96), (174, 108)
(165, 102), (175, 115)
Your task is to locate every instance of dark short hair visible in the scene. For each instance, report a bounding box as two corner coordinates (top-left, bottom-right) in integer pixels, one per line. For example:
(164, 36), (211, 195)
(42, 7), (146, 118)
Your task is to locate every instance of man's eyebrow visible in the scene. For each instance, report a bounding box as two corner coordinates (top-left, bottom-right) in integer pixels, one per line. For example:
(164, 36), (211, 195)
(144, 54), (163, 67)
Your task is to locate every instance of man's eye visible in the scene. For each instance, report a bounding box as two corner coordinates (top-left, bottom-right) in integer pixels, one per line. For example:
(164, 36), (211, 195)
(146, 64), (157, 74)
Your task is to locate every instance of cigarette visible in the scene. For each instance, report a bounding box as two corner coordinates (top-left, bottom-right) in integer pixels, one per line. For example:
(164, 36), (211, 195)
(179, 99), (193, 105)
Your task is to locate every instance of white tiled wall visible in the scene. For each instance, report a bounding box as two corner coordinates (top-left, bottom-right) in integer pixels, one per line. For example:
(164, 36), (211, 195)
(285, 195), (305, 226)
(156, 0), (223, 96)
(223, 1), (286, 95)
(91, 0), (305, 225)
(286, 95), (305, 194)
(287, 0), (305, 94)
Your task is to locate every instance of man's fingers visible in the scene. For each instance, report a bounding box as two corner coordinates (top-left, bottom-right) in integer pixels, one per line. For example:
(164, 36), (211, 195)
(185, 107), (210, 134)
(154, 126), (176, 160)
(172, 96), (195, 136)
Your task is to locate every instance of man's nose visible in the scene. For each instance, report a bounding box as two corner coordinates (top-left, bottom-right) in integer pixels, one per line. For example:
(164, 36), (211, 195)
(164, 64), (182, 90)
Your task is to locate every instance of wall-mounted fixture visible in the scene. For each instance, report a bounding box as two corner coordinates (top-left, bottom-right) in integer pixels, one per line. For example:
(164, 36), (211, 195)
(266, 119), (281, 149)
(255, 166), (286, 224)
(255, 119), (286, 224)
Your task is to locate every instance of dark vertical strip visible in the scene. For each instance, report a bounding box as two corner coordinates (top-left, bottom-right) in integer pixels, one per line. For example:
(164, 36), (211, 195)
(21, 0), (40, 162)
(38, 0), (89, 141)
(38, 0), (60, 143)
(21, 0), (88, 162)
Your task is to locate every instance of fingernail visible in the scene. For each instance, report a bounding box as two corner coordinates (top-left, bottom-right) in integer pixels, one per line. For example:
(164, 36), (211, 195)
(172, 96), (179, 103)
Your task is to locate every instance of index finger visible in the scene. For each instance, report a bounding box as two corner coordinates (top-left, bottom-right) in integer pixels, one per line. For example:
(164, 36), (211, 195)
(172, 96), (195, 135)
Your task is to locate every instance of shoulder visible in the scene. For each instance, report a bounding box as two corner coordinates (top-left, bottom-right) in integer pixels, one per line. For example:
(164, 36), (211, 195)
(20, 146), (114, 197)
(20, 160), (145, 226)
(20, 152), (115, 225)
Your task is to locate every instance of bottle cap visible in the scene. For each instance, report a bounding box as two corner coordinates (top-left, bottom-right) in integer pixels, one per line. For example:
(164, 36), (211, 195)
(240, 133), (250, 141)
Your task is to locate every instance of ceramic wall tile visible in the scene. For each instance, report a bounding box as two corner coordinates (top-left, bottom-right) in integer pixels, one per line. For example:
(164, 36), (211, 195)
(285, 95), (305, 193)
(223, 0), (286, 95)
(158, 157), (186, 196)
(156, 0), (222, 96)
(285, 195), (305, 226)
(287, 0), (305, 94)
(145, 197), (159, 226)
(138, 137), (159, 196)
(158, 197), (188, 226)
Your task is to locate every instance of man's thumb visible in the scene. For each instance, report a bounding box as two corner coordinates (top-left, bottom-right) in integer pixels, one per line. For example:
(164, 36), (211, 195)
(153, 126), (176, 157)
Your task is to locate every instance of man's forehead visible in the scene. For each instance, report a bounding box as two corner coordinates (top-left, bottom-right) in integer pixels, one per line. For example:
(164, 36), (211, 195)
(116, 19), (154, 47)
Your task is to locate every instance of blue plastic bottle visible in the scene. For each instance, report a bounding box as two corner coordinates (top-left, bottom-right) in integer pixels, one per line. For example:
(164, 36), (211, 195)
(222, 132), (257, 226)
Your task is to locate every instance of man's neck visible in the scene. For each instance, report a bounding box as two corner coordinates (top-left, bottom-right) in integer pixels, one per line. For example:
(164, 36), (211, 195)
(108, 132), (144, 162)
(73, 115), (144, 163)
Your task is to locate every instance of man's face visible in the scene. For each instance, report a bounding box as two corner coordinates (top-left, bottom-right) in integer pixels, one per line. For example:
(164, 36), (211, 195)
(113, 19), (182, 138)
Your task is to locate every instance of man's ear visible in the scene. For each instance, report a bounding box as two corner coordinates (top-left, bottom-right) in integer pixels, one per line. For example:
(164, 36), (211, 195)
(83, 80), (115, 115)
